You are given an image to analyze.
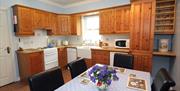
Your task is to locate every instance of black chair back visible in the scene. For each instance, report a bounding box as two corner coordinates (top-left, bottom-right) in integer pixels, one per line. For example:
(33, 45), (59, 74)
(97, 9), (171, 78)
(152, 68), (176, 91)
(68, 58), (87, 78)
(113, 53), (134, 69)
(28, 67), (64, 91)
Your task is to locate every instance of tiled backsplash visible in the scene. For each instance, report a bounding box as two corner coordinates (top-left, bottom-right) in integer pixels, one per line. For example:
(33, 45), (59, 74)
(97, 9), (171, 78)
(17, 30), (129, 49)
(17, 30), (66, 49)
(66, 34), (129, 47)
(18, 30), (48, 49)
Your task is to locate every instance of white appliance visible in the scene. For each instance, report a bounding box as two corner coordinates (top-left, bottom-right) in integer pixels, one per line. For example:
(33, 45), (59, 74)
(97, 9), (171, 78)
(77, 46), (91, 59)
(43, 48), (58, 70)
(114, 39), (130, 48)
(67, 48), (77, 63)
(110, 52), (128, 66)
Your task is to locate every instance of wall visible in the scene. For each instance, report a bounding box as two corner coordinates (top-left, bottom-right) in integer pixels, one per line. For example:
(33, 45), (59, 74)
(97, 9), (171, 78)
(170, 0), (180, 90)
(0, 0), (66, 81)
(66, 34), (129, 46)
(1, 0), (179, 87)
(64, 0), (130, 14)
(0, 0), (65, 13)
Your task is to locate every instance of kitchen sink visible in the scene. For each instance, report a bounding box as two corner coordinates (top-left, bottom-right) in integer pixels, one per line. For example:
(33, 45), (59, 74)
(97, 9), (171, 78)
(76, 46), (100, 59)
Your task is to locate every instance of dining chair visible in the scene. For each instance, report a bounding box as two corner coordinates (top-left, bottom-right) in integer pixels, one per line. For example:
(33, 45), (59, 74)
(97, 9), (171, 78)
(151, 68), (176, 91)
(68, 58), (87, 79)
(28, 67), (64, 91)
(113, 53), (134, 69)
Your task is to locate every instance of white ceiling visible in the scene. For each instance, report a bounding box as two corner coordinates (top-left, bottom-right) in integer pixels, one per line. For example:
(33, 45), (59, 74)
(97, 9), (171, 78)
(50, 0), (88, 5)
(38, 0), (101, 8)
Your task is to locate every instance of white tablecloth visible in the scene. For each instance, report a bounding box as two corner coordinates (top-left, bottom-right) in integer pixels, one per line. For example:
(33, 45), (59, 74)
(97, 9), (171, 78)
(55, 67), (151, 91)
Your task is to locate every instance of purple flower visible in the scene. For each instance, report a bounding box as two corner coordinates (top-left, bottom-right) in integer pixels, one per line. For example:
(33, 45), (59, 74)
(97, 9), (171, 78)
(113, 74), (119, 81)
(106, 79), (112, 85)
(88, 65), (119, 86)
(90, 76), (96, 83)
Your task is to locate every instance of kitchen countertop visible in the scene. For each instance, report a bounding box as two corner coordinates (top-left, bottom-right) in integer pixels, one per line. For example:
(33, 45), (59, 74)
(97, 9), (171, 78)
(17, 46), (130, 54)
(16, 49), (43, 54)
(91, 47), (130, 53)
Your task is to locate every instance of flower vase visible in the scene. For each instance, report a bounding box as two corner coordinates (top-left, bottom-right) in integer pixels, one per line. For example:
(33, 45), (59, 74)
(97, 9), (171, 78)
(96, 83), (108, 91)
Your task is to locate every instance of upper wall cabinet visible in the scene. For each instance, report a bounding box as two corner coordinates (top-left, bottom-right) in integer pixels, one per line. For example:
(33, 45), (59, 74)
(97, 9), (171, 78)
(99, 5), (131, 34)
(33, 10), (49, 30)
(57, 14), (82, 35)
(13, 5), (34, 36)
(13, 5), (58, 36)
(99, 9), (116, 34)
(47, 13), (58, 35)
(115, 6), (131, 34)
(130, 0), (155, 52)
(57, 15), (71, 35)
(70, 14), (82, 35)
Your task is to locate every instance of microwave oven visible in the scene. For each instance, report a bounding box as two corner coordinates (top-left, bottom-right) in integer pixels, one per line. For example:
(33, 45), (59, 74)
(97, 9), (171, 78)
(114, 39), (130, 48)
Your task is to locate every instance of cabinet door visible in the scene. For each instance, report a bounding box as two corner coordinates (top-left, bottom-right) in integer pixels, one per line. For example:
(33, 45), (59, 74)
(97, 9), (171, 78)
(130, 2), (142, 50)
(70, 14), (81, 35)
(58, 48), (67, 69)
(130, 0), (155, 52)
(15, 6), (34, 35)
(140, 0), (155, 51)
(33, 10), (48, 29)
(115, 6), (130, 34)
(47, 13), (57, 35)
(92, 50), (110, 65)
(132, 52), (152, 72)
(29, 52), (44, 75)
(57, 15), (71, 35)
(100, 9), (116, 34)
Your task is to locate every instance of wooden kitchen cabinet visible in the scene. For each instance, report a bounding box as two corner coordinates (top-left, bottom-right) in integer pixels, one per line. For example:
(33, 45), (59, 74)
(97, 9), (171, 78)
(132, 51), (152, 72)
(91, 50), (110, 65)
(99, 9), (116, 34)
(13, 5), (58, 36)
(47, 13), (58, 35)
(17, 51), (44, 80)
(115, 6), (131, 34)
(13, 5), (34, 36)
(99, 6), (131, 34)
(33, 10), (49, 30)
(130, 0), (155, 72)
(70, 14), (82, 35)
(130, 0), (155, 52)
(57, 15), (71, 35)
(58, 48), (67, 70)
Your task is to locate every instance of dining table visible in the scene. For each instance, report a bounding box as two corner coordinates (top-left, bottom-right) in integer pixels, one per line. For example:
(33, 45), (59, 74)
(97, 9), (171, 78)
(55, 64), (151, 91)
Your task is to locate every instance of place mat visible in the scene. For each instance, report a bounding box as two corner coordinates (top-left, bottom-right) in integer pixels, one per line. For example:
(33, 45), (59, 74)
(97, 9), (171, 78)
(127, 77), (147, 91)
(79, 72), (89, 79)
(80, 78), (90, 85)
(114, 67), (126, 73)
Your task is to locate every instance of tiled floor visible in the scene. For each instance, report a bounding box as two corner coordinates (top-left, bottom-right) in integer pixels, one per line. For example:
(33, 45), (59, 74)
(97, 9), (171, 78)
(0, 69), (72, 91)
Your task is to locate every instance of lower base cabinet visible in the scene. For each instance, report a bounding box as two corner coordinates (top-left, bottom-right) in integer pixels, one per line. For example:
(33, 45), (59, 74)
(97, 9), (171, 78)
(91, 50), (110, 65)
(17, 51), (45, 80)
(84, 58), (93, 68)
(132, 52), (152, 72)
(58, 48), (68, 70)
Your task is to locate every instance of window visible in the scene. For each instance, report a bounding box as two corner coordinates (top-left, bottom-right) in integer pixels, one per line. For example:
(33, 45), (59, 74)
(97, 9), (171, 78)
(82, 15), (101, 45)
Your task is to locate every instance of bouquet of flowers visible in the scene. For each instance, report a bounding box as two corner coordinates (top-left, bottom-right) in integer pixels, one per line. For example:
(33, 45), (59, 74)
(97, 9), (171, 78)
(88, 65), (119, 90)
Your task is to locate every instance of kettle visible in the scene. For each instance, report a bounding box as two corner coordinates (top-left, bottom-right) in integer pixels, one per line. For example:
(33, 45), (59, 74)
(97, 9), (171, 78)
(62, 40), (69, 46)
